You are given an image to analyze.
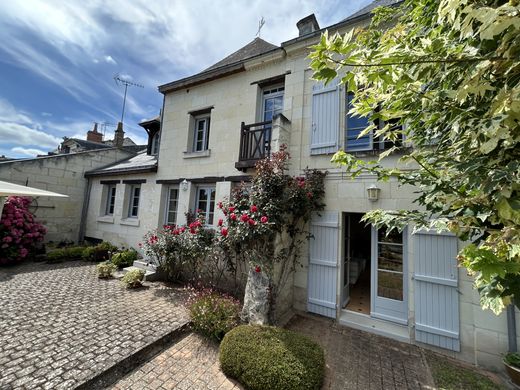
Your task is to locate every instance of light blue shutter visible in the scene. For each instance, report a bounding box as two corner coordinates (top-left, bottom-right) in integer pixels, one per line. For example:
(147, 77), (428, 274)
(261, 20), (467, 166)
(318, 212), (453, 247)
(308, 211), (339, 318)
(414, 230), (460, 351)
(310, 79), (340, 155)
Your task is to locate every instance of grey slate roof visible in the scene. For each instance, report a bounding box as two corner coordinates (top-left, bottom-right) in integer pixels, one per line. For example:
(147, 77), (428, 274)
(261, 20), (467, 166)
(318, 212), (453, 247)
(85, 151), (157, 177)
(68, 139), (112, 151)
(205, 38), (279, 72)
(343, 0), (403, 21)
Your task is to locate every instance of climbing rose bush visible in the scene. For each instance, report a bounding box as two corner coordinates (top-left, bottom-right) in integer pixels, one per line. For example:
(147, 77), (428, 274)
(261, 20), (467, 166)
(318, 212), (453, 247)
(0, 196), (47, 265)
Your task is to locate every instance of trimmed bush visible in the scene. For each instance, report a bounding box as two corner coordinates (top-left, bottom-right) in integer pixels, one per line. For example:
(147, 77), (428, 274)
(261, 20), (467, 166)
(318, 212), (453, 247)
(82, 246), (96, 260)
(47, 249), (67, 263)
(111, 249), (138, 268)
(220, 325), (325, 390)
(188, 290), (240, 341)
(66, 246), (86, 259)
(121, 269), (145, 288)
(96, 261), (117, 278)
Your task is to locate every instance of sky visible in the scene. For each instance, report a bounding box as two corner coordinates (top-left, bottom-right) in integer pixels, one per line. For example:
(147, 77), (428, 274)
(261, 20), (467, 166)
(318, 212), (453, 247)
(0, 0), (372, 158)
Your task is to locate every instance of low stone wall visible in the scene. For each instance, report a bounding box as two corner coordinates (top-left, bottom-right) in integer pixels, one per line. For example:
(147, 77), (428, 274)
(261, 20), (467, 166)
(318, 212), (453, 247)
(0, 149), (134, 243)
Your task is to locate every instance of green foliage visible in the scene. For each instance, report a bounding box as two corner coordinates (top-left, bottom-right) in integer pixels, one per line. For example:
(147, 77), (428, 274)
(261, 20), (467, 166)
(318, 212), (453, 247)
(504, 352), (520, 368)
(220, 325), (325, 390)
(84, 241), (119, 262)
(46, 249), (67, 263)
(82, 246), (96, 260)
(121, 269), (145, 288)
(96, 261), (117, 278)
(66, 246), (85, 259)
(310, 0), (520, 314)
(46, 246), (86, 262)
(188, 289), (241, 341)
(111, 249), (138, 268)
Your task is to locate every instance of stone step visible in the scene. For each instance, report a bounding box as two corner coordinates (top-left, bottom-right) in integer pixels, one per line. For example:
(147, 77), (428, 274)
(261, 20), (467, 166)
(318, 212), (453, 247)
(122, 266), (159, 282)
(132, 260), (157, 272)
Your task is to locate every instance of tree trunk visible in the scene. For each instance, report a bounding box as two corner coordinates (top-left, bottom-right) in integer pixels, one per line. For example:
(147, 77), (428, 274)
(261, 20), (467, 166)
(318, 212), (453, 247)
(241, 268), (271, 325)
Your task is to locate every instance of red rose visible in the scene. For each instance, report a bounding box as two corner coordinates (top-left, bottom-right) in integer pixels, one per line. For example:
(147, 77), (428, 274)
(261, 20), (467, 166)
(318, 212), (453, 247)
(307, 192), (313, 199)
(217, 201), (223, 209)
(255, 266), (261, 273)
(241, 214), (249, 222)
(190, 227), (196, 234)
(261, 216), (268, 223)
(221, 228), (228, 237)
(180, 227), (186, 233)
(218, 219), (223, 227)
(229, 206), (235, 212)
(250, 205), (258, 213)
(230, 213), (237, 221)
(248, 218), (256, 226)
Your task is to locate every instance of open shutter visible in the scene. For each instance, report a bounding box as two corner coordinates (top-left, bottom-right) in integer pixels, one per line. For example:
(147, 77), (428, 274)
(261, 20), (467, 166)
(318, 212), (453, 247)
(414, 230), (460, 351)
(308, 211), (339, 318)
(310, 79), (340, 155)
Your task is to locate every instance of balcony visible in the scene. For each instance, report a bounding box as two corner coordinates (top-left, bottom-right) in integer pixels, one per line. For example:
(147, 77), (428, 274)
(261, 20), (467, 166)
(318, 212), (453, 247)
(235, 114), (291, 171)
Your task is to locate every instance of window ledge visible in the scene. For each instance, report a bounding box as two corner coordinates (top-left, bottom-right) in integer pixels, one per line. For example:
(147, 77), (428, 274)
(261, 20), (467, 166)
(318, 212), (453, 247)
(97, 215), (114, 224)
(183, 149), (211, 159)
(120, 218), (140, 227)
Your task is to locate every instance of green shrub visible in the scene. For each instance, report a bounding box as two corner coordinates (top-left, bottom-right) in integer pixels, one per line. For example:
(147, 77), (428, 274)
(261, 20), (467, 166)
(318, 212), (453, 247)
(220, 325), (325, 390)
(188, 290), (240, 341)
(47, 249), (67, 263)
(505, 352), (520, 368)
(96, 261), (117, 278)
(111, 249), (138, 268)
(65, 246), (85, 259)
(121, 269), (145, 288)
(82, 246), (96, 260)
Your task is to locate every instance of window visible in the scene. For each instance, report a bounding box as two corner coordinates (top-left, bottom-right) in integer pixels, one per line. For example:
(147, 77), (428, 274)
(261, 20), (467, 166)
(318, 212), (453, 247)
(193, 115), (210, 152)
(105, 185), (117, 215)
(345, 92), (403, 152)
(151, 132), (160, 155)
(195, 186), (216, 225)
(376, 228), (404, 301)
(262, 85), (284, 122)
(127, 185), (141, 218)
(165, 187), (179, 225)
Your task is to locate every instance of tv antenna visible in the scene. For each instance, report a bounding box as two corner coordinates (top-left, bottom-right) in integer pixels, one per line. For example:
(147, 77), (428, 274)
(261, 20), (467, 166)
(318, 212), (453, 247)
(114, 74), (144, 124)
(256, 16), (265, 38)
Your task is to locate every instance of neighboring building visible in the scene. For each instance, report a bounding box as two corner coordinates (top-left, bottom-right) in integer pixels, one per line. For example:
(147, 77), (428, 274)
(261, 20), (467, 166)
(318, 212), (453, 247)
(82, 0), (518, 372)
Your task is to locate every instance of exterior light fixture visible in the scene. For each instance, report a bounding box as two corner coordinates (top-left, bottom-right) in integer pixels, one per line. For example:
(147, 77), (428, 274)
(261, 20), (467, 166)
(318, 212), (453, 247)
(367, 184), (380, 202)
(181, 179), (189, 191)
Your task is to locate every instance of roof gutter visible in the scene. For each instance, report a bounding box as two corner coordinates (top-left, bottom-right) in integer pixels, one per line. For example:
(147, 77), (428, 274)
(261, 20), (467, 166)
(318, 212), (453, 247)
(84, 165), (158, 178)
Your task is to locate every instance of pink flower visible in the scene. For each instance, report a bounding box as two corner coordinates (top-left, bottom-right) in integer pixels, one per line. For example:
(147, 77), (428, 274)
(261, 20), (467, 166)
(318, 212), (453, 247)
(230, 213), (237, 221)
(261, 216), (268, 223)
(255, 265), (261, 273)
(217, 219), (223, 227)
(20, 248), (28, 258)
(221, 228), (228, 237)
(241, 214), (249, 222)
(2, 236), (12, 243)
(250, 205), (258, 213)
(180, 227), (186, 233)
(229, 206), (235, 212)
(217, 201), (223, 209)
(248, 218), (256, 226)
(307, 192), (313, 199)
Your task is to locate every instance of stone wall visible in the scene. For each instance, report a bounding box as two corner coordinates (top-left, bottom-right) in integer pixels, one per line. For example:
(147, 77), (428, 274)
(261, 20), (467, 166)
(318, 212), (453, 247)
(0, 149), (134, 243)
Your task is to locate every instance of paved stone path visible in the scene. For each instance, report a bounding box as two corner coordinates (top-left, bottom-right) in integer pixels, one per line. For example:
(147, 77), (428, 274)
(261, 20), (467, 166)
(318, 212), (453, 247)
(111, 333), (242, 390)
(286, 314), (435, 390)
(0, 261), (189, 390)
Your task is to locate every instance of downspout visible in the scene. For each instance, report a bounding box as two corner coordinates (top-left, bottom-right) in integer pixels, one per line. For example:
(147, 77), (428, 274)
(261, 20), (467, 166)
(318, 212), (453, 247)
(507, 301), (517, 352)
(78, 176), (92, 244)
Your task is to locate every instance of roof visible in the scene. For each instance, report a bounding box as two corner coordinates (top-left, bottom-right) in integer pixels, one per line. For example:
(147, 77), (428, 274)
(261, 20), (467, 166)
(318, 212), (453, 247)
(342, 0), (403, 21)
(64, 138), (112, 151)
(85, 151), (157, 177)
(158, 38), (280, 93)
(0, 180), (68, 198)
(204, 38), (278, 72)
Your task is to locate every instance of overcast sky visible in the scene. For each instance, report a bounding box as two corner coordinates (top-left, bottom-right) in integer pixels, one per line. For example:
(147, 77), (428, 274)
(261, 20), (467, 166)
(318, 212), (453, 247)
(0, 0), (372, 158)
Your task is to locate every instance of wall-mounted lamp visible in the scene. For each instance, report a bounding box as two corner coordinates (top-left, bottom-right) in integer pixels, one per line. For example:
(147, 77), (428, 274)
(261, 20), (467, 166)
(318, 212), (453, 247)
(181, 179), (189, 191)
(367, 184), (380, 202)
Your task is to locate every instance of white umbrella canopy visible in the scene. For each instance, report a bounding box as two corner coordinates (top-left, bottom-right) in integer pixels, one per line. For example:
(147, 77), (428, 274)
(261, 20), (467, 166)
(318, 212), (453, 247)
(0, 180), (68, 198)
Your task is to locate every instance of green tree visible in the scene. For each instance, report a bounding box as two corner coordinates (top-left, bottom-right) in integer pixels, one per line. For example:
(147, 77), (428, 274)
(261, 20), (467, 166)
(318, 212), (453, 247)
(309, 0), (520, 314)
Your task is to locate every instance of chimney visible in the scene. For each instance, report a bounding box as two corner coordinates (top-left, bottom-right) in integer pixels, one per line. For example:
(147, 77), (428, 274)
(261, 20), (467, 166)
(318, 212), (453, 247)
(296, 14), (320, 37)
(86, 123), (103, 143)
(114, 121), (125, 148)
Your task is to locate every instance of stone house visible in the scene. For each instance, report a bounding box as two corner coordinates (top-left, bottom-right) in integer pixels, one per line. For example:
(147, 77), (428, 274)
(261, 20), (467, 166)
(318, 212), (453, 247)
(82, 0), (519, 371)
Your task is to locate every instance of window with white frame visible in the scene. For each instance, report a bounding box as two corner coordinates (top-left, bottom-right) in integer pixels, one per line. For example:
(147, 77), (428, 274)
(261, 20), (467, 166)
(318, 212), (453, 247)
(193, 115), (210, 152)
(127, 185), (141, 218)
(195, 186), (215, 225)
(105, 185), (117, 215)
(151, 132), (160, 155)
(164, 186), (179, 225)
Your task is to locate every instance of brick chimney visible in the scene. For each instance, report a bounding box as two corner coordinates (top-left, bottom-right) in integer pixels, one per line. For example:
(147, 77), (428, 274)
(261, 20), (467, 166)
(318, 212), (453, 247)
(114, 121), (125, 148)
(296, 14), (320, 36)
(86, 123), (103, 143)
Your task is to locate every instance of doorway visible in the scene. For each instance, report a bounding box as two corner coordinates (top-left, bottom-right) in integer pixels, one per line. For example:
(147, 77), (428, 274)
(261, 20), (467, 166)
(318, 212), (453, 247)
(343, 213), (371, 315)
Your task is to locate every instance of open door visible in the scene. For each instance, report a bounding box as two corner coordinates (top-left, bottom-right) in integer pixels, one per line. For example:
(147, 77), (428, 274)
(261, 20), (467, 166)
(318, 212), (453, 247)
(342, 214), (351, 307)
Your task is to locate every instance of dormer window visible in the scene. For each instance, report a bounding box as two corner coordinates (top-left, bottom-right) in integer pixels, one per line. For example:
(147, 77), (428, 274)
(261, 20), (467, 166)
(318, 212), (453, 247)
(151, 132), (160, 155)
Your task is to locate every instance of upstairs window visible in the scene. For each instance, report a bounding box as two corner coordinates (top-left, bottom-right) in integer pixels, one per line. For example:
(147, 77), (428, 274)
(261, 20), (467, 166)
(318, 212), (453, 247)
(105, 185), (117, 215)
(195, 186), (215, 225)
(193, 115), (210, 152)
(165, 186), (179, 225)
(151, 132), (160, 155)
(128, 185), (141, 218)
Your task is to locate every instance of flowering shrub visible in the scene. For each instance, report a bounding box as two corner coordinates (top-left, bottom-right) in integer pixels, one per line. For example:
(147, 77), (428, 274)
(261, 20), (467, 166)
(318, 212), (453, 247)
(188, 287), (241, 341)
(0, 196), (47, 265)
(96, 261), (117, 278)
(121, 268), (145, 288)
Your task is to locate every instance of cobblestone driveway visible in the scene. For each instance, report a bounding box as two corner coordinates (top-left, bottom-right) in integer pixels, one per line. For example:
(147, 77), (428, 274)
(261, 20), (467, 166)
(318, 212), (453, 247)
(0, 261), (189, 390)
